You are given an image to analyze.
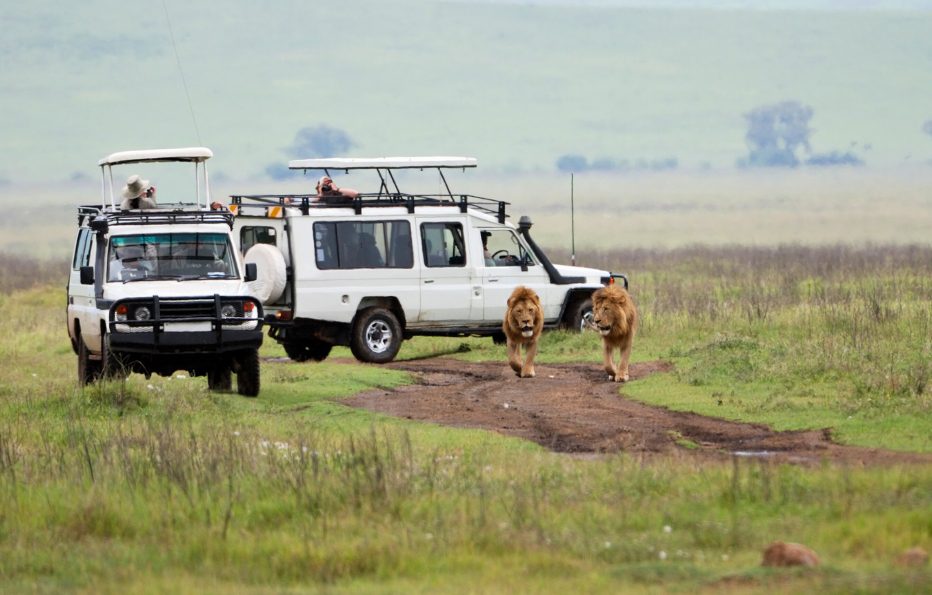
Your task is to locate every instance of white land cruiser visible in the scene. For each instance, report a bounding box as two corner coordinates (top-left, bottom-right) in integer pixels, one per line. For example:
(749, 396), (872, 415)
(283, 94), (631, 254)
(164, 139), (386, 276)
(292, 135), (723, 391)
(66, 147), (264, 396)
(229, 156), (626, 364)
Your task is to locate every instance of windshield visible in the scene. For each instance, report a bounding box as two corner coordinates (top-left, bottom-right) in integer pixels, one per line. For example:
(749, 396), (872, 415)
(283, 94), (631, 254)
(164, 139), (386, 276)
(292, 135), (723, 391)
(108, 233), (238, 282)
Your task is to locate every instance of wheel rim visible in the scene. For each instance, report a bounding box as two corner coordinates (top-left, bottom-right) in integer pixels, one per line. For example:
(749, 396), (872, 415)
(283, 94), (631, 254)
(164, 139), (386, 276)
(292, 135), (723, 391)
(580, 309), (594, 332)
(365, 319), (393, 353)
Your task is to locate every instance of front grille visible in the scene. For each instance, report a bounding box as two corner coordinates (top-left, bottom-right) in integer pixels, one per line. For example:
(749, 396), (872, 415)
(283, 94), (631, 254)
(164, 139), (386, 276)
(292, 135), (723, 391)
(157, 300), (242, 319)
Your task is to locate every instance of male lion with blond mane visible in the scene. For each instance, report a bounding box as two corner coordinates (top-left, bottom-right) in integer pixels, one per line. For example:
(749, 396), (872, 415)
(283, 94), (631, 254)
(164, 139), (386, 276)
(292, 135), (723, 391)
(503, 286), (544, 378)
(591, 284), (638, 382)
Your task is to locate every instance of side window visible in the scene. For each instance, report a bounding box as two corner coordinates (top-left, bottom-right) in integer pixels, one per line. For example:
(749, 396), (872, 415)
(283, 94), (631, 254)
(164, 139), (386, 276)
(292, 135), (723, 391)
(240, 226), (277, 254)
(422, 222), (466, 268)
(481, 229), (535, 267)
(314, 221), (411, 270)
(72, 228), (91, 270)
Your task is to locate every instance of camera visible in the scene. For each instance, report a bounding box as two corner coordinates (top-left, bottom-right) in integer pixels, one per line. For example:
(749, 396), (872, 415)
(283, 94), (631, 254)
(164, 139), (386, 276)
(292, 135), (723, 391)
(321, 184), (332, 192)
(145, 186), (155, 198)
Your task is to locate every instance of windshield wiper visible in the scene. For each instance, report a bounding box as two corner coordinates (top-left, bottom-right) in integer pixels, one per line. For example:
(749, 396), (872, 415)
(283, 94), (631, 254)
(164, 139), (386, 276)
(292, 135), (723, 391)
(177, 273), (236, 281)
(122, 273), (183, 283)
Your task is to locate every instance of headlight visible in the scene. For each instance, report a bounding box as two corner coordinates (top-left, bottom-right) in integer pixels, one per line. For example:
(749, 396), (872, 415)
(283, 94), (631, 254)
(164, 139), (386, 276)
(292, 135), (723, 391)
(115, 304), (128, 322)
(133, 305), (152, 321)
(220, 304), (238, 318)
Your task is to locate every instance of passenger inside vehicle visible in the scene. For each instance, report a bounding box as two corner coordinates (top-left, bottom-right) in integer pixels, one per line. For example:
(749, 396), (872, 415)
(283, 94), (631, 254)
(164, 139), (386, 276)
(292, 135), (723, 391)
(109, 245), (149, 281)
(357, 232), (384, 267)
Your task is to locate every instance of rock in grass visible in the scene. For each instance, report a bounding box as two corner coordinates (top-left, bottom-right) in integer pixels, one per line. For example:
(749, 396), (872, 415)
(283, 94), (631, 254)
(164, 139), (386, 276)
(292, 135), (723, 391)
(761, 541), (821, 567)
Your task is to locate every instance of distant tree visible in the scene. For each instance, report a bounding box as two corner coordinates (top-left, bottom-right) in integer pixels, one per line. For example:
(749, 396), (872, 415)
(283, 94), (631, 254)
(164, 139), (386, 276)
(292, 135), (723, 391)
(556, 154), (589, 173)
(648, 158), (678, 171)
(923, 120), (932, 137)
(740, 100), (813, 168)
(805, 151), (864, 167)
(287, 125), (356, 158)
(590, 157), (618, 171)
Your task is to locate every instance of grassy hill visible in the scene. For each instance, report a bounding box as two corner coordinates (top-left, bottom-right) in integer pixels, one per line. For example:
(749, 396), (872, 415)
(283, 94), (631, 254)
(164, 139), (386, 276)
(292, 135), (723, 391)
(2, 1), (932, 184)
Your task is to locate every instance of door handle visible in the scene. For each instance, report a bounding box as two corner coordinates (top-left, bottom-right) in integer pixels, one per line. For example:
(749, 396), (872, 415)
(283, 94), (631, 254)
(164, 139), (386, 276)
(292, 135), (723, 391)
(423, 279), (434, 284)
(488, 278), (499, 283)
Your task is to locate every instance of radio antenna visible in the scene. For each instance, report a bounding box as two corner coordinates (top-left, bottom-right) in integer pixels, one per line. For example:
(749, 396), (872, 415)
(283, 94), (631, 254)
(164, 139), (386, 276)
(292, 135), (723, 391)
(162, 0), (202, 145)
(570, 172), (576, 266)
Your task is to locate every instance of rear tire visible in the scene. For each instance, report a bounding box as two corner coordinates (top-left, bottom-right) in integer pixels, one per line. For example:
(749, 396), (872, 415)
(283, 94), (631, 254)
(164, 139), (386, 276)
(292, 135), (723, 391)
(208, 362), (232, 391)
(234, 348), (260, 397)
(564, 298), (594, 333)
(283, 339), (333, 362)
(350, 307), (402, 364)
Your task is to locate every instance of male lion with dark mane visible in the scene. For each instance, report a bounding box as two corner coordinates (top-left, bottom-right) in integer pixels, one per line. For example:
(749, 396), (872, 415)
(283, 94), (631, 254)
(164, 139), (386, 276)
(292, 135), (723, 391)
(503, 286), (544, 378)
(591, 284), (638, 382)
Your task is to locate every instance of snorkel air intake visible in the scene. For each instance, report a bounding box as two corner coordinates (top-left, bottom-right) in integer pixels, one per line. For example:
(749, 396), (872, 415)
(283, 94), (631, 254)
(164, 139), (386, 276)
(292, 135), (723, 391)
(517, 216), (584, 285)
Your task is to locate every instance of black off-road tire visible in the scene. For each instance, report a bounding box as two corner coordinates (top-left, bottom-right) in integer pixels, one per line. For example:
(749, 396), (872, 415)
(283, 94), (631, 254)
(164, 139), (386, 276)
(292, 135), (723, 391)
(563, 298), (594, 333)
(207, 362), (233, 391)
(350, 307), (403, 364)
(283, 340), (333, 362)
(77, 336), (101, 386)
(100, 335), (129, 380)
(235, 348), (260, 397)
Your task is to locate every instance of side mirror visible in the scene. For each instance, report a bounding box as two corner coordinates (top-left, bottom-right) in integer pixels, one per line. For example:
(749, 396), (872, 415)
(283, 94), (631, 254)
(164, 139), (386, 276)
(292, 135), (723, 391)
(244, 262), (257, 282)
(520, 254), (530, 272)
(79, 266), (94, 285)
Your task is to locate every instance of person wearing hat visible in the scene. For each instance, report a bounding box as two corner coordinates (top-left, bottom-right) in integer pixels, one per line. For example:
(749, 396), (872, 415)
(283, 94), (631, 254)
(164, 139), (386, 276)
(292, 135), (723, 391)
(120, 174), (158, 210)
(315, 175), (359, 203)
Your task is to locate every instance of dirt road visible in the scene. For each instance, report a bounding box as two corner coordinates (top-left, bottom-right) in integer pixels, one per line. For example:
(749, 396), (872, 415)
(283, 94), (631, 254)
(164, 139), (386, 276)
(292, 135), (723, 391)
(341, 358), (931, 465)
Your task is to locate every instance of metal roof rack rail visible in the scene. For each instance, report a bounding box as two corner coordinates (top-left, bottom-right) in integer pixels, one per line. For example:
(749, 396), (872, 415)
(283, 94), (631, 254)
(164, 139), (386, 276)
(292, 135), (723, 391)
(229, 192), (509, 223)
(77, 206), (233, 229)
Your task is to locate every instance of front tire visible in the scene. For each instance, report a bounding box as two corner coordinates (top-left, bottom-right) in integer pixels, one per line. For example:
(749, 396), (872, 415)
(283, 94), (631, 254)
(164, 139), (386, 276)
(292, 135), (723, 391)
(350, 307), (402, 364)
(234, 348), (260, 397)
(208, 361), (232, 391)
(283, 339), (333, 362)
(100, 335), (128, 380)
(564, 298), (594, 333)
(77, 336), (101, 386)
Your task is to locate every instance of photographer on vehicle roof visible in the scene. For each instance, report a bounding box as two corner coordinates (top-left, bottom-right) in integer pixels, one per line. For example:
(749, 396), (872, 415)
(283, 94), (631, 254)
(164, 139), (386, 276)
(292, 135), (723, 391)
(120, 174), (157, 210)
(315, 175), (359, 204)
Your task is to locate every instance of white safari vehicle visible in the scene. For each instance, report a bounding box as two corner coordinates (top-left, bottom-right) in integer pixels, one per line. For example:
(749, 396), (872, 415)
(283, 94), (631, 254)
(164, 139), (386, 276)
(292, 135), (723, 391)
(67, 147), (264, 396)
(229, 156), (626, 364)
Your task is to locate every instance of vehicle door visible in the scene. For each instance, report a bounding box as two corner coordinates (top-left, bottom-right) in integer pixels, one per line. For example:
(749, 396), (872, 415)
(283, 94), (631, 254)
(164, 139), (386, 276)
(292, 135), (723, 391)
(478, 228), (552, 322)
(418, 221), (479, 322)
(67, 227), (101, 351)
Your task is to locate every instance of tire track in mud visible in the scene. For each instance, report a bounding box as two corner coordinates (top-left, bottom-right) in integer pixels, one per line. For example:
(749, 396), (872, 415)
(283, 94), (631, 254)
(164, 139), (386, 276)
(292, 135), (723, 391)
(340, 358), (931, 465)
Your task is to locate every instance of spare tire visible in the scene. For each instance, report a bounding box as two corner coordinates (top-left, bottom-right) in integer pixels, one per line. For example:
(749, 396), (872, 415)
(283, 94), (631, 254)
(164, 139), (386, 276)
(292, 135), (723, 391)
(244, 243), (287, 305)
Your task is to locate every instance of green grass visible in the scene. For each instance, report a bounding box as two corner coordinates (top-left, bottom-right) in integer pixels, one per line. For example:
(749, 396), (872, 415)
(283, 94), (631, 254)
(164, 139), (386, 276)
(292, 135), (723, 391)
(0, 247), (930, 593)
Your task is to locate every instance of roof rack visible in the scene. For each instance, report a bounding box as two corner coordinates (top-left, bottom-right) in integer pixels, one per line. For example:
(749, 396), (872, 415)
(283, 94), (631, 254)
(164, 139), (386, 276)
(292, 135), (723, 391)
(228, 192), (509, 223)
(78, 205), (233, 229)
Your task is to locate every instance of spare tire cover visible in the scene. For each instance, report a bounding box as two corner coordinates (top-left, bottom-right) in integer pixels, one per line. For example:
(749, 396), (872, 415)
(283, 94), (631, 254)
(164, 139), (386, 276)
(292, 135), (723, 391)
(244, 243), (287, 305)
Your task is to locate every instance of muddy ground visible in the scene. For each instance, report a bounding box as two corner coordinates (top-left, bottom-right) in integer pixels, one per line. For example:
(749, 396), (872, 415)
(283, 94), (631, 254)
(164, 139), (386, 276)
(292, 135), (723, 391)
(340, 358), (931, 465)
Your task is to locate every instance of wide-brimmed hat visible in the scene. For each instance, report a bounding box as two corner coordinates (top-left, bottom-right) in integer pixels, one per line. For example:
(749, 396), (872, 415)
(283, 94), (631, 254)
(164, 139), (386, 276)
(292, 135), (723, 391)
(122, 174), (150, 199)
